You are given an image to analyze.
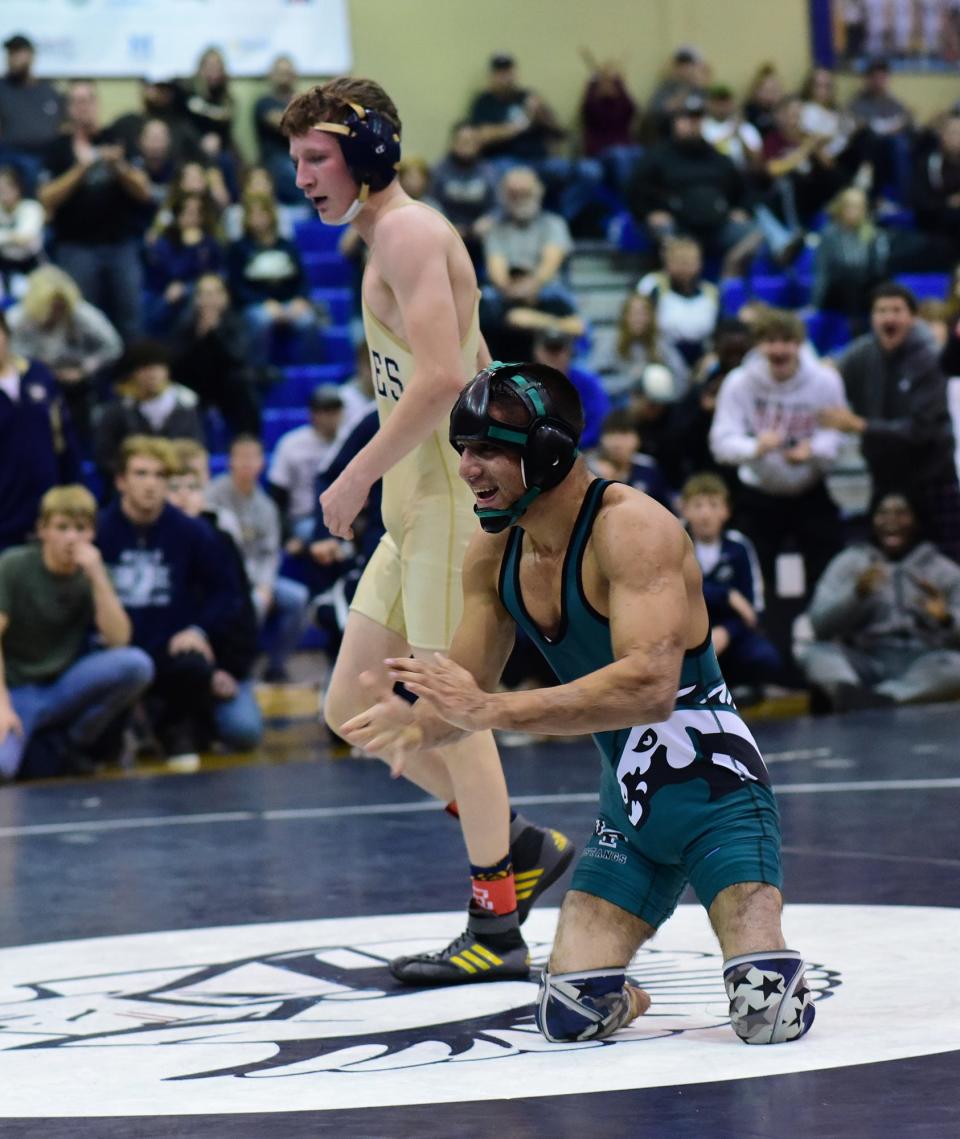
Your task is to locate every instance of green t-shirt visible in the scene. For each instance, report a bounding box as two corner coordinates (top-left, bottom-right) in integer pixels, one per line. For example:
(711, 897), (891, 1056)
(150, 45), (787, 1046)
(0, 545), (94, 688)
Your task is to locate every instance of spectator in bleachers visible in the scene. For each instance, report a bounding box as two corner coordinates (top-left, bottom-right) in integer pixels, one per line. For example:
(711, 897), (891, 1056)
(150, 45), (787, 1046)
(799, 491), (960, 712)
(267, 383), (348, 550)
(589, 409), (674, 511)
(165, 447), (263, 748)
(939, 263), (960, 374)
(680, 472), (782, 686)
(919, 299), (950, 350)
(577, 54), (642, 191)
(335, 341), (377, 431)
(625, 362), (683, 473)
(0, 34), (64, 193)
(531, 329), (610, 448)
(594, 292), (689, 403)
(0, 165), (44, 300)
(821, 282), (960, 563)
(129, 118), (179, 216)
(0, 484), (153, 781)
(0, 309), (79, 552)
(254, 55), (301, 205)
(149, 160), (230, 240)
(637, 235), (719, 370)
(468, 53), (601, 227)
(913, 113), (960, 263)
(397, 157), (438, 208)
(799, 66), (879, 190)
(812, 187), (890, 329)
(627, 96), (759, 276)
(6, 265), (123, 444)
(647, 46), (708, 140)
(109, 77), (201, 164)
(169, 272), (262, 438)
(227, 192), (317, 366)
(97, 435), (233, 768)
(430, 123), (497, 269)
(702, 85), (764, 175)
(40, 80), (152, 342)
(224, 167), (295, 242)
(93, 340), (203, 479)
(664, 317), (752, 489)
(145, 192), (223, 334)
(742, 62), (785, 140)
(481, 166), (580, 356)
(178, 48), (237, 181)
(207, 434), (309, 683)
(755, 94), (847, 266)
(710, 308), (847, 597)
(846, 58), (914, 201)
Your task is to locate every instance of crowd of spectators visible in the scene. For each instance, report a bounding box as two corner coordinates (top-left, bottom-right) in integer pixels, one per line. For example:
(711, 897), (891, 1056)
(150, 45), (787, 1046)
(1, 32), (959, 782)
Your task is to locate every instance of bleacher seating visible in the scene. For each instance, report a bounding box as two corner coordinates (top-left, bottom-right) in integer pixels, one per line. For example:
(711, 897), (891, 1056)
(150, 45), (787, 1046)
(302, 250), (354, 288)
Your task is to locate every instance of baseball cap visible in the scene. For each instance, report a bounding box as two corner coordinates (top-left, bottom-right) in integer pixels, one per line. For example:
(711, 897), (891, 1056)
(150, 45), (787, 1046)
(490, 53), (516, 71)
(309, 383), (344, 410)
(673, 45), (702, 65)
(3, 34), (34, 53)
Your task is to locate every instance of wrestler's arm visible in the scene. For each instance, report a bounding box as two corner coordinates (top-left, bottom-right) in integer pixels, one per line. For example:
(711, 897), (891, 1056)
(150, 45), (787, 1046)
(344, 211), (470, 484)
(389, 497), (694, 735)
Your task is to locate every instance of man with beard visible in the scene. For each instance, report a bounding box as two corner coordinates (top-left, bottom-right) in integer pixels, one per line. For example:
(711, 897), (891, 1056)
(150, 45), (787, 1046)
(799, 492), (960, 712)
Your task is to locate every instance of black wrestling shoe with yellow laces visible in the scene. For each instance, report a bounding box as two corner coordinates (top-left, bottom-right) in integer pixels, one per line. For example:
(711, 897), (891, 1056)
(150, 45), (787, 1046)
(389, 910), (530, 986)
(510, 817), (576, 924)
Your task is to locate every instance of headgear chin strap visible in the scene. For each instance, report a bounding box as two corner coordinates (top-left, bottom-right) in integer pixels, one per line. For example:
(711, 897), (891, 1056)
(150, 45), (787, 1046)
(312, 102), (400, 226)
(449, 362), (581, 534)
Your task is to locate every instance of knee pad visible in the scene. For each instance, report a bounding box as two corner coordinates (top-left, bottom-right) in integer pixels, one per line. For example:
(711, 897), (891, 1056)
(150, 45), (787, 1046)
(723, 949), (816, 1044)
(535, 968), (635, 1043)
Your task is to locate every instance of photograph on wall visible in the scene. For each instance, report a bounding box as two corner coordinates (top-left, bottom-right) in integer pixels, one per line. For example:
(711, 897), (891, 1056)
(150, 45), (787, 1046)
(811, 0), (960, 70)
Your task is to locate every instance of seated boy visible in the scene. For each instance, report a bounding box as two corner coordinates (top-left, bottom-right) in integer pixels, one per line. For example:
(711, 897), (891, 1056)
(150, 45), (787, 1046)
(680, 472), (782, 687)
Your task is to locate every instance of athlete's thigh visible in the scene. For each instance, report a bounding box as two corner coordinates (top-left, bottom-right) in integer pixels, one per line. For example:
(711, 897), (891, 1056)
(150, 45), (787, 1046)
(549, 889), (656, 973)
(324, 609), (411, 728)
(400, 498), (476, 652)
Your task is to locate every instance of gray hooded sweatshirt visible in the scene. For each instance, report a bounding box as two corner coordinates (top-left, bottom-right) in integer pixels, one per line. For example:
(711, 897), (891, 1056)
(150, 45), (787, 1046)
(709, 348), (847, 495)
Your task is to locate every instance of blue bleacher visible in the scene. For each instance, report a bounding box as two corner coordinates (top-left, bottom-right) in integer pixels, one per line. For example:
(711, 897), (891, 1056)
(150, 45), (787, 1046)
(894, 273), (949, 300)
(310, 287), (355, 327)
(607, 210), (652, 255)
(804, 310), (853, 355)
(319, 327), (355, 366)
(302, 250), (353, 288)
(720, 277), (749, 316)
(264, 363), (353, 409)
(263, 407), (309, 450)
(293, 218), (348, 252)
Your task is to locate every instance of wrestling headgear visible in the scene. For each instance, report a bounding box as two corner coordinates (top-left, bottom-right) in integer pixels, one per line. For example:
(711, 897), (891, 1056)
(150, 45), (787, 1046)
(312, 101), (401, 224)
(449, 362), (581, 533)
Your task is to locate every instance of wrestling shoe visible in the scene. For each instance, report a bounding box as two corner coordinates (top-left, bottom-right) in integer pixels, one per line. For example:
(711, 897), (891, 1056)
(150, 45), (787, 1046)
(510, 815), (576, 924)
(390, 909), (530, 986)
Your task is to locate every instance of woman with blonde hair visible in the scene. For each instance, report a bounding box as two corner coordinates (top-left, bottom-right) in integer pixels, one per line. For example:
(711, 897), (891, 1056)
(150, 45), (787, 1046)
(812, 187), (889, 326)
(5, 264), (123, 439)
(597, 292), (689, 402)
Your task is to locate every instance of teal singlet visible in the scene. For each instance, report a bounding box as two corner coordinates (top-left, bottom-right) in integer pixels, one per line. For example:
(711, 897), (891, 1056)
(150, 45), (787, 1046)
(497, 479), (773, 836)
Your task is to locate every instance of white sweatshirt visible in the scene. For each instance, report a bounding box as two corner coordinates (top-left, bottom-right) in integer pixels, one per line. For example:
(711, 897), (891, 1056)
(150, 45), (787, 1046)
(709, 348), (848, 495)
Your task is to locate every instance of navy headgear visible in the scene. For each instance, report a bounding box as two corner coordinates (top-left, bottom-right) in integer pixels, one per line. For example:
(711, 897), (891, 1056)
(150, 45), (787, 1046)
(313, 101), (401, 195)
(449, 362), (581, 533)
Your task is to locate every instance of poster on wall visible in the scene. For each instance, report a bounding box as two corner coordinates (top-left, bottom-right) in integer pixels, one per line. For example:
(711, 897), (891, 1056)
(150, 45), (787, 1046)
(810, 0), (960, 71)
(2, 0), (352, 78)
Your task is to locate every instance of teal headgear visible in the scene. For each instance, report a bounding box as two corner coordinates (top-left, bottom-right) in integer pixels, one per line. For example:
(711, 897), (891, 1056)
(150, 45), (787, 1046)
(449, 362), (581, 533)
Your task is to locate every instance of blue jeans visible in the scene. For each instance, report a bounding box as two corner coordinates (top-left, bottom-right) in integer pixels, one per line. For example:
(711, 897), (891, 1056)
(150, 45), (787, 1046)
(0, 647), (154, 780)
(212, 679), (263, 751)
(259, 575), (310, 672)
(243, 302), (319, 367)
(54, 239), (144, 342)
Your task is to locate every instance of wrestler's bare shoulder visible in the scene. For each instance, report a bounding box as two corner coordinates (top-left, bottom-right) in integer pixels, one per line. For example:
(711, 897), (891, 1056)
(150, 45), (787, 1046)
(592, 482), (688, 563)
(372, 200), (457, 257)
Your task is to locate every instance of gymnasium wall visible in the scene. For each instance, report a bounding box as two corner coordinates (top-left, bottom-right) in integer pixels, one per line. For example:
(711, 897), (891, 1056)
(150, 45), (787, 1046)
(90, 0), (960, 163)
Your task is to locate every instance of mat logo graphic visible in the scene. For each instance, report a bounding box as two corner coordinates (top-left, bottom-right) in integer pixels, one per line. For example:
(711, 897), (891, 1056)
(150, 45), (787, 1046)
(0, 933), (838, 1081)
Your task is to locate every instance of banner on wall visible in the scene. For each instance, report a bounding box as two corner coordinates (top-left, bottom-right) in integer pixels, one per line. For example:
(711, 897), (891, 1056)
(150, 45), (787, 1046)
(810, 0), (960, 71)
(2, 0), (352, 78)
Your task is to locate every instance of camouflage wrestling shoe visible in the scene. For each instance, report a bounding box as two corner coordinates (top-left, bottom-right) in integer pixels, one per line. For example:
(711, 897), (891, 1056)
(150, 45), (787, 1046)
(510, 817), (576, 924)
(390, 910), (530, 986)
